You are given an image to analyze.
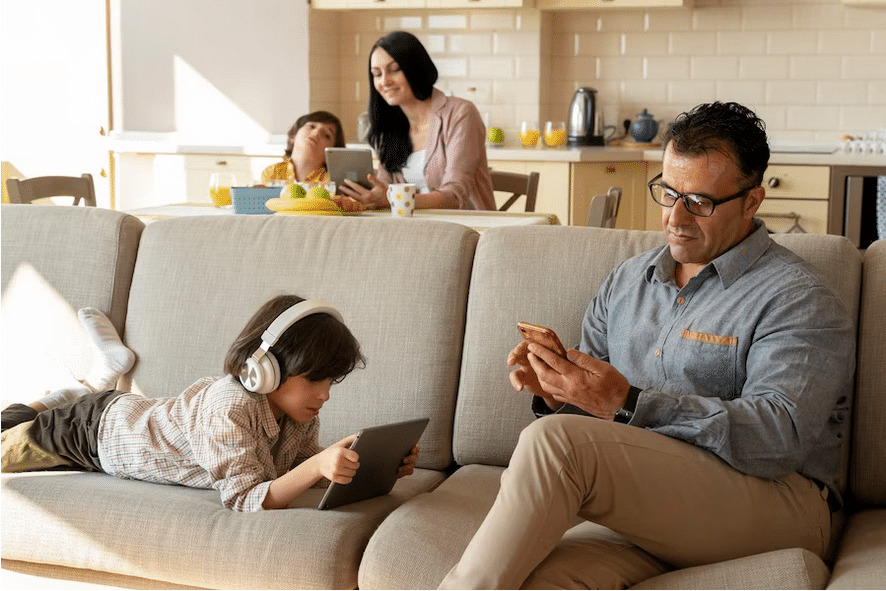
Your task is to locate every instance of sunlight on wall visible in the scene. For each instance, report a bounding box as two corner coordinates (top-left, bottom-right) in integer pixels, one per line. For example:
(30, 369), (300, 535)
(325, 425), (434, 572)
(1, 264), (92, 409)
(173, 55), (269, 143)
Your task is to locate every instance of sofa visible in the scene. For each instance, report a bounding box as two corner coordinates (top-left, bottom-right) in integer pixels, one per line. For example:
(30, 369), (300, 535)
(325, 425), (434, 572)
(1, 203), (884, 590)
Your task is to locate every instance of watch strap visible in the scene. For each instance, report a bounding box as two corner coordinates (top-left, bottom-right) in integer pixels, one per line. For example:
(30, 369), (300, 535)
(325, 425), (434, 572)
(614, 385), (641, 424)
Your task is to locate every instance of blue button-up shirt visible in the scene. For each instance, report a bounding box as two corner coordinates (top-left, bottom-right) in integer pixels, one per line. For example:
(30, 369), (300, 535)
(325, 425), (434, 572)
(539, 222), (855, 501)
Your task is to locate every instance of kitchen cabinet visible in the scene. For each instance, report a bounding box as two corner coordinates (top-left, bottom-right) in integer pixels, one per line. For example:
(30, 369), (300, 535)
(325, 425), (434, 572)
(843, 0), (886, 6)
(490, 160), (571, 224)
(643, 162), (832, 235)
(571, 162), (648, 229)
(311, 0), (425, 8)
(425, 0), (533, 7)
(491, 159), (648, 227)
(536, 0), (693, 9)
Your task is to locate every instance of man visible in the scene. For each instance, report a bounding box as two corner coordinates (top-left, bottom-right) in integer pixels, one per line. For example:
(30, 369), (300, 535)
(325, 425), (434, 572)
(439, 102), (854, 589)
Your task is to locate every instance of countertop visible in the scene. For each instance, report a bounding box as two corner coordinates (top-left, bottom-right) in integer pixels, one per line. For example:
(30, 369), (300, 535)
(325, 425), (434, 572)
(106, 132), (886, 167)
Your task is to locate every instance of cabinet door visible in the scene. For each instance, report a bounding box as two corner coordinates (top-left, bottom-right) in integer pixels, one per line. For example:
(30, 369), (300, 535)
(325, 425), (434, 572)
(490, 160), (571, 225)
(426, 0), (532, 6)
(536, 0), (692, 9)
(178, 155), (253, 204)
(571, 162), (648, 229)
(644, 161), (663, 231)
(312, 0), (425, 8)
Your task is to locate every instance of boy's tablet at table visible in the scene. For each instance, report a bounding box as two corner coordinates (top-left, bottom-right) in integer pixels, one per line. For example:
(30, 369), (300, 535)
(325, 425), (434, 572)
(326, 147), (374, 193)
(317, 417), (429, 510)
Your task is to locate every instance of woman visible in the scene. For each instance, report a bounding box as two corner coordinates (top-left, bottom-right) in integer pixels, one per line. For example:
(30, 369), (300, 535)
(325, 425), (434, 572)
(339, 31), (495, 211)
(261, 111), (346, 185)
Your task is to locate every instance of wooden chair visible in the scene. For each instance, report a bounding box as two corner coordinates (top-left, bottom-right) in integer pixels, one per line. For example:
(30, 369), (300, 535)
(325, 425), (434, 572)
(586, 186), (622, 228)
(491, 170), (540, 213)
(6, 173), (96, 207)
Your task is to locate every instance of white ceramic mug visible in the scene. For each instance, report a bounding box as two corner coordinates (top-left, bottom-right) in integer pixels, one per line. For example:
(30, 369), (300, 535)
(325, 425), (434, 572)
(387, 183), (417, 217)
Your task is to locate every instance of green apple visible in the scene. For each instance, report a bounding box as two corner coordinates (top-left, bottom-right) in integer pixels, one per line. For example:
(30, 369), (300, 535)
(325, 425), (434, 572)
(281, 184), (307, 199)
(308, 186), (331, 200)
(487, 127), (504, 143)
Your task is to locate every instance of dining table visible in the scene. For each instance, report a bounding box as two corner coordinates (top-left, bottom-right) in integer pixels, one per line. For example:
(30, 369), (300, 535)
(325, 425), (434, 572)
(123, 202), (560, 232)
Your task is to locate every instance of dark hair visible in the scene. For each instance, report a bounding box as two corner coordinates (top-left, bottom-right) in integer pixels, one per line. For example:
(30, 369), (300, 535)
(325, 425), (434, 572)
(367, 31), (438, 173)
(224, 294), (364, 386)
(284, 111), (346, 158)
(664, 102), (770, 187)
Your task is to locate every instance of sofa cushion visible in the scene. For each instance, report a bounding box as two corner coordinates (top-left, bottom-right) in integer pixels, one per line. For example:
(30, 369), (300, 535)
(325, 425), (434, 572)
(360, 464), (669, 590)
(1, 469), (444, 589)
(850, 240), (886, 506)
(828, 509), (886, 589)
(0, 204), (143, 408)
(123, 215), (478, 469)
(453, 226), (666, 466)
(630, 547), (829, 590)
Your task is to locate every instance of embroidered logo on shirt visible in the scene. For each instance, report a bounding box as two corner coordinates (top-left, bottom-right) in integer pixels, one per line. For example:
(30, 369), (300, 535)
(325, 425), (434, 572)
(680, 329), (738, 347)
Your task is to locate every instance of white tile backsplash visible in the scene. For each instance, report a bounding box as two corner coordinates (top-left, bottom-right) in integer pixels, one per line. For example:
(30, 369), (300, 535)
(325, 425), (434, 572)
(319, 1), (885, 145)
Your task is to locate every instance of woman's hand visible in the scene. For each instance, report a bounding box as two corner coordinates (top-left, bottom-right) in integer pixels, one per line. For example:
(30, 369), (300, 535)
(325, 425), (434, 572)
(339, 174), (388, 209)
(397, 445), (418, 479)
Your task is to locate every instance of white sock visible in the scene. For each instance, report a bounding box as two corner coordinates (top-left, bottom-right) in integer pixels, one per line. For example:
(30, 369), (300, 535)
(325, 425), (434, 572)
(36, 384), (91, 410)
(78, 307), (136, 392)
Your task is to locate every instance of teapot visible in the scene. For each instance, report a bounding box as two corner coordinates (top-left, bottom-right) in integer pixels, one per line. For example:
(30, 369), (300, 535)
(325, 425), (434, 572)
(629, 109), (659, 143)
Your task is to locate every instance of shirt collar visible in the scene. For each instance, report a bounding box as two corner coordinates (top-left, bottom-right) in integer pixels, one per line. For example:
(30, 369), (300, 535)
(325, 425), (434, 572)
(645, 219), (772, 289)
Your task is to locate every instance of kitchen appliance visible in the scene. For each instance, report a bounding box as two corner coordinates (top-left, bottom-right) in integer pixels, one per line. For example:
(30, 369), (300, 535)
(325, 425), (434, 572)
(837, 166), (886, 248)
(567, 87), (604, 147)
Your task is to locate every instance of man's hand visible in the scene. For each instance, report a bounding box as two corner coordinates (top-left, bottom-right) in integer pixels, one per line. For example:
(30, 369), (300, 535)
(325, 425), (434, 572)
(315, 434), (360, 485)
(397, 445), (418, 479)
(523, 343), (631, 420)
(508, 340), (562, 410)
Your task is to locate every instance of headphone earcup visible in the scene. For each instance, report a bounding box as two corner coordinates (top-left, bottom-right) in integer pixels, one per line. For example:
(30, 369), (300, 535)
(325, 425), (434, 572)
(239, 352), (281, 394)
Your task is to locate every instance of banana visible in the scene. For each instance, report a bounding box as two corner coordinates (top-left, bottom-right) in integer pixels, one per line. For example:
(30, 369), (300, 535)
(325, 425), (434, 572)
(265, 197), (343, 214)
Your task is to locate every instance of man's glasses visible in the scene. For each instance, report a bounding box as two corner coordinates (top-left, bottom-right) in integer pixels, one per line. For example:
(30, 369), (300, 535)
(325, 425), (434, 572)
(647, 173), (758, 217)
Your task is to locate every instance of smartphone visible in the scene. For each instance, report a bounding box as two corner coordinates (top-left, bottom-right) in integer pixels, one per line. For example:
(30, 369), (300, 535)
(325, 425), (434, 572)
(517, 321), (567, 357)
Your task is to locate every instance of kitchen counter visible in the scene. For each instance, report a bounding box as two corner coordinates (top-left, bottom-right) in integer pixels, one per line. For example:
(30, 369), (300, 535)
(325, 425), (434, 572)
(108, 132), (885, 167)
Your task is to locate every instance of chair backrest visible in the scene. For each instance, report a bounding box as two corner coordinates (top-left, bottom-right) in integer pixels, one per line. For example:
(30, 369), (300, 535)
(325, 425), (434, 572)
(587, 186), (622, 228)
(6, 174), (96, 207)
(491, 170), (540, 213)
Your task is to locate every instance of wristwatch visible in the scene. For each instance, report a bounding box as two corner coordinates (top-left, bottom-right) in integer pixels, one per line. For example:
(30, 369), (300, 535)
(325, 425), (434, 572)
(614, 386), (641, 424)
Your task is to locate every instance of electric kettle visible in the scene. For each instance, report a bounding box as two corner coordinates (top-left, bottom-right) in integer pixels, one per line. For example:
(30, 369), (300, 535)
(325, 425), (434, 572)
(567, 87), (604, 147)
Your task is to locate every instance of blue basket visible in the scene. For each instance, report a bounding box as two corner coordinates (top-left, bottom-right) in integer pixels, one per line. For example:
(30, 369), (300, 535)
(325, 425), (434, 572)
(231, 186), (279, 215)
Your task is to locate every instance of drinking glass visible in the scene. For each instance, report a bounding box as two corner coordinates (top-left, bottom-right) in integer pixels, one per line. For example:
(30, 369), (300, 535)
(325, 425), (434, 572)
(520, 121), (540, 147)
(544, 121), (566, 147)
(209, 172), (237, 207)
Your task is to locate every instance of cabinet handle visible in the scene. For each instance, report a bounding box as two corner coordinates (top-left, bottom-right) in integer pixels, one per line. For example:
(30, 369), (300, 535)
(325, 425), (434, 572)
(767, 177), (780, 188)
(605, 166), (616, 173)
(216, 160), (228, 166)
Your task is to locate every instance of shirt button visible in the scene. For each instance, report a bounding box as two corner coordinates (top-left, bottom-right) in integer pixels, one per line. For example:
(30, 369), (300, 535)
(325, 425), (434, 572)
(676, 296), (686, 305)
(655, 349), (662, 357)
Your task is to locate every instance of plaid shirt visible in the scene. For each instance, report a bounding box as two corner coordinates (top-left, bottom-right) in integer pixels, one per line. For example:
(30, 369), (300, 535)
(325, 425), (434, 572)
(97, 375), (323, 511)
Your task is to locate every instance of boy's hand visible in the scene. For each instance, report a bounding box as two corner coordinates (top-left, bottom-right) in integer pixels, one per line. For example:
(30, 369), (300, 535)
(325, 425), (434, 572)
(316, 434), (360, 485)
(397, 445), (418, 479)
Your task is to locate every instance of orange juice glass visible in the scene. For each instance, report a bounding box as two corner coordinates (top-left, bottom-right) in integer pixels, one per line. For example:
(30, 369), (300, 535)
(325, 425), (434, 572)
(520, 121), (540, 147)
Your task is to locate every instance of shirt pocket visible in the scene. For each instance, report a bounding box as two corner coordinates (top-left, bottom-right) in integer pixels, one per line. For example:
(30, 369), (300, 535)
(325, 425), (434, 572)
(676, 329), (740, 399)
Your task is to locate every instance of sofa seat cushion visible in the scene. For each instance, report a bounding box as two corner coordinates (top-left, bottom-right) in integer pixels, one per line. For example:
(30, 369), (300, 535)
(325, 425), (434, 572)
(827, 509), (886, 589)
(359, 464), (668, 590)
(2, 468), (445, 589)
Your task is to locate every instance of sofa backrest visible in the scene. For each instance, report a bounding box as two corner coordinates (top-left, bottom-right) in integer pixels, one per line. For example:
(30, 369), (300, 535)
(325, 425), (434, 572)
(122, 215), (479, 470)
(454, 226), (864, 485)
(0, 204), (144, 408)
(851, 240), (886, 507)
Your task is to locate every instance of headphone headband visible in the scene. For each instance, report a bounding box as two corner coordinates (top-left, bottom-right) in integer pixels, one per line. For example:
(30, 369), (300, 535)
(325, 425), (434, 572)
(260, 299), (343, 352)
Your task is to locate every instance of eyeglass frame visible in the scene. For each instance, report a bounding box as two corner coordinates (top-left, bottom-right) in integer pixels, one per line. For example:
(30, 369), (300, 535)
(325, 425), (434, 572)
(647, 172), (759, 217)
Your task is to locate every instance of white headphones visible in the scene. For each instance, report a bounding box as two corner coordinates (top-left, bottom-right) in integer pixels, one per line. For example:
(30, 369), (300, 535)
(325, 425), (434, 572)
(239, 299), (343, 394)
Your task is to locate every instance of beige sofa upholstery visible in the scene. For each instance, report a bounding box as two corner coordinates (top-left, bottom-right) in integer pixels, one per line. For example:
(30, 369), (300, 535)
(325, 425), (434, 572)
(2, 204), (884, 589)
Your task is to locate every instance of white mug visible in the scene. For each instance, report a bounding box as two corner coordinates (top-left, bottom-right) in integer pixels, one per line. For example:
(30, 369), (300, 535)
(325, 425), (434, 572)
(387, 183), (417, 217)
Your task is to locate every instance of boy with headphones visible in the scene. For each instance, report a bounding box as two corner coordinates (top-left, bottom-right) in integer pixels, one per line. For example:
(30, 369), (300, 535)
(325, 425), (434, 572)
(1, 294), (418, 511)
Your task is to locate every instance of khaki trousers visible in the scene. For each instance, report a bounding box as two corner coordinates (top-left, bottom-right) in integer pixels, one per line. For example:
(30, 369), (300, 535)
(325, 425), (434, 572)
(440, 415), (831, 590)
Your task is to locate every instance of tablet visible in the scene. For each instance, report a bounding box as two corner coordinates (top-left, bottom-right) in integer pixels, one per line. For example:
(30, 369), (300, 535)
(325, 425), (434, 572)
(325, 147), (374, 193)
(317, 417), (430, 510)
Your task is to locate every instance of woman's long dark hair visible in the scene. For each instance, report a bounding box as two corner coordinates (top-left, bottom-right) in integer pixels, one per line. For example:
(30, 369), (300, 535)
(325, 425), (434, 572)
(367, 31), (438, 174)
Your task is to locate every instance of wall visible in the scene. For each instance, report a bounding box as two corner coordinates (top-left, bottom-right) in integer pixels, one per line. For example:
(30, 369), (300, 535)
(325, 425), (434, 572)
(112, 0), (311, 142)
(314, 0), (886, 147)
